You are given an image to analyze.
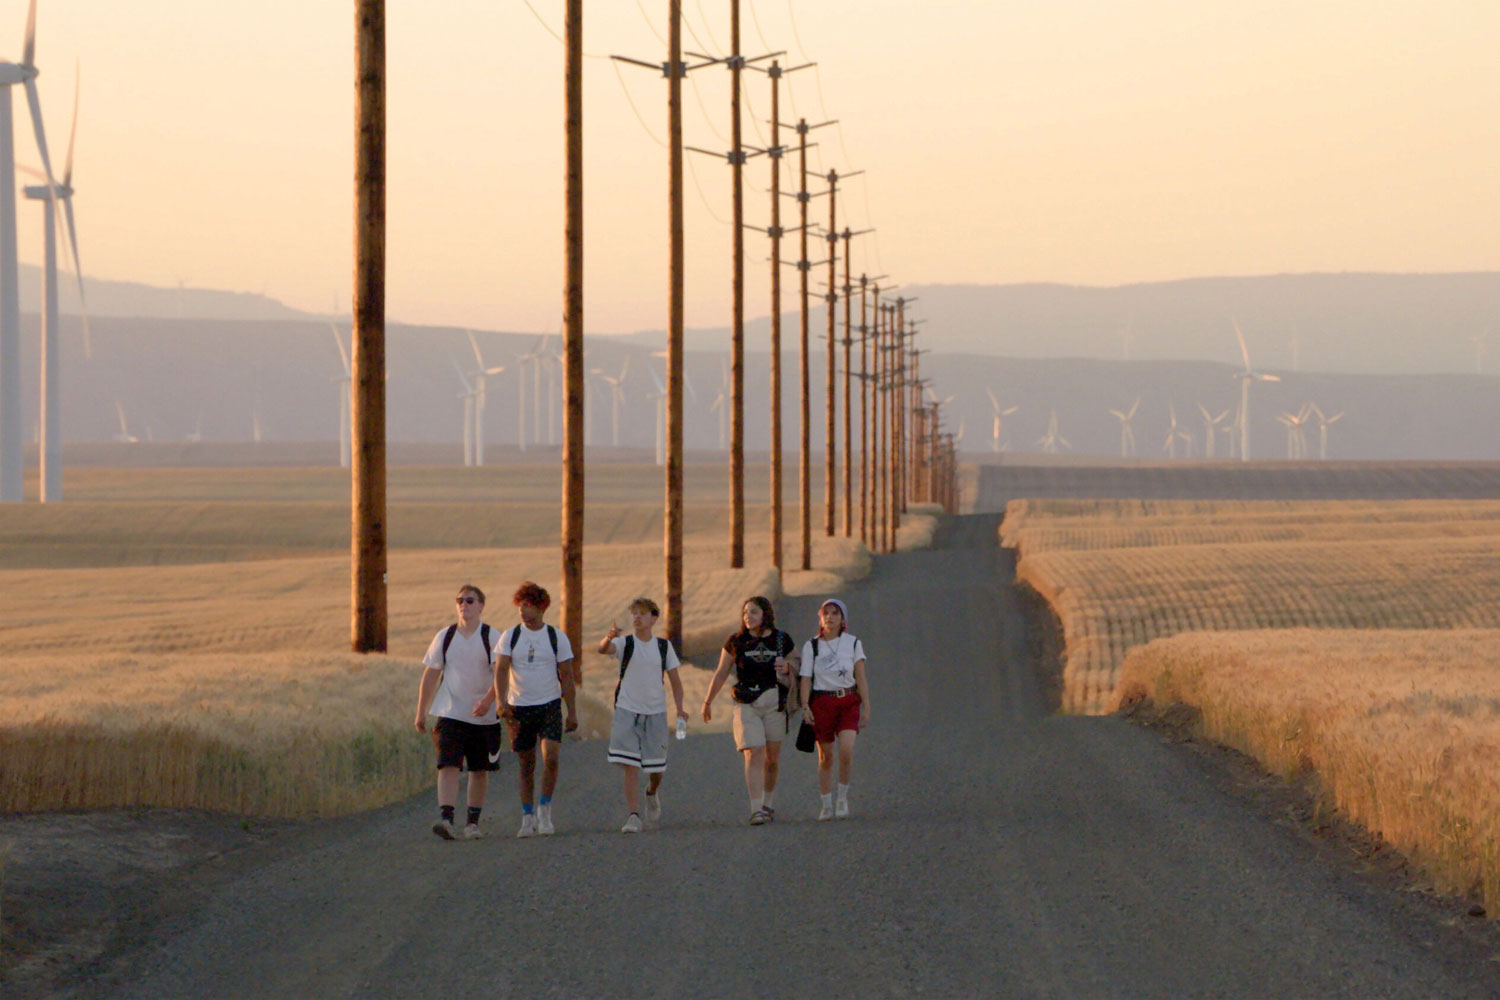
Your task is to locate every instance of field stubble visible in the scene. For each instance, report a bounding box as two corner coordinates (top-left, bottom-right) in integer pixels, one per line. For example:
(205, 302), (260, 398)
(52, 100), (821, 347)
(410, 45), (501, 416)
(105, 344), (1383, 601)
(0, 466), (928, 819)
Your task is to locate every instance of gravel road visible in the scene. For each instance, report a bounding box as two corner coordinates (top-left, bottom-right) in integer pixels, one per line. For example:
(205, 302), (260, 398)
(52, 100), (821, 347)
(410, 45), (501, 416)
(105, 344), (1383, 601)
(55, 515), (1500, 998)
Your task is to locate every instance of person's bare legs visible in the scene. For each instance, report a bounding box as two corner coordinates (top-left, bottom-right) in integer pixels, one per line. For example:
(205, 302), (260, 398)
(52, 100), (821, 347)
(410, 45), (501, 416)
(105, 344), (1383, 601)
(621, 764), (640, 815)
(539, 738), (561, 798)
(815, 740), (836, 795)
(516, 748), (537, 806)
(743, 746), (766, 801)
(647, 772), (663, 795)
(437, 767), (461, 809)
(466, 770), (488, 808)
(837, 730), (857, 785)
(763, 741), (782, 795)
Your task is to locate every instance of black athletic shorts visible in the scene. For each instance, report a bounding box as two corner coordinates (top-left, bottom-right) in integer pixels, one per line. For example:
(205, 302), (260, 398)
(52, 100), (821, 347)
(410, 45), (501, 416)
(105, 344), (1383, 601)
(433, 717), (503, 772)
(508, 699), (563, 753)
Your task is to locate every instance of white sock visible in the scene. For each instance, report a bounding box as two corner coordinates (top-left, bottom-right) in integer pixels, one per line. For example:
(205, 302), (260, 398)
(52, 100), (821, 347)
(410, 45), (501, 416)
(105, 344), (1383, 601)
(837, 783), (849, 803)
(763, 790), (775, 809)
(820, 792), (833, 808)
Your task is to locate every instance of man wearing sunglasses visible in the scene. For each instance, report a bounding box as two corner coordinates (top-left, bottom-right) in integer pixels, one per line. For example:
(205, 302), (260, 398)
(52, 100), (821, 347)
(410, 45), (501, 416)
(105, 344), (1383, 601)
(415, 584), (503, 840)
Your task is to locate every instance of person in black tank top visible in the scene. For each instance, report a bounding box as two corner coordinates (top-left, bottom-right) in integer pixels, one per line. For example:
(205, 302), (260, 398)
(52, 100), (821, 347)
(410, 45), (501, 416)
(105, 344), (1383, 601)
(701, 596), (800, 824)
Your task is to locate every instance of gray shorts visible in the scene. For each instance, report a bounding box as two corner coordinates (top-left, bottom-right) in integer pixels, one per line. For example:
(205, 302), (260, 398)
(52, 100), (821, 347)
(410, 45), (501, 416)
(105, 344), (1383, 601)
(607, 707), (669, 773)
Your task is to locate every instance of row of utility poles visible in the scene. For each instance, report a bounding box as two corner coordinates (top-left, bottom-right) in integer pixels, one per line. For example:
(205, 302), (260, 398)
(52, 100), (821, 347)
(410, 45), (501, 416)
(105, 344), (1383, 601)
(348, 0), (957, 654)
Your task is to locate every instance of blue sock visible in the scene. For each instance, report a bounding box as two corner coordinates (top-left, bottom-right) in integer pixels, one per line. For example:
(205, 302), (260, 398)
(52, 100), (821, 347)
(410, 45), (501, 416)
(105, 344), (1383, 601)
(539, 794), (552, 807)
(522, 803), (535, 815)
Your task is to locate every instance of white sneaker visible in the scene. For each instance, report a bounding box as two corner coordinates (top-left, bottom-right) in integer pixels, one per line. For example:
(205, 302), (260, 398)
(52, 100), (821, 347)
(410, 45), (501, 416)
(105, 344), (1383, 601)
(463, 822), (483, 840)
(517, 814), (538, 838)
(817, 801), (834, 822)
(432, 818), (456, 840)
(644, 793), (661, 825)
(835, 797), (850, 819)
(537, 804), (555, 836)
(621, 813), (642, 834)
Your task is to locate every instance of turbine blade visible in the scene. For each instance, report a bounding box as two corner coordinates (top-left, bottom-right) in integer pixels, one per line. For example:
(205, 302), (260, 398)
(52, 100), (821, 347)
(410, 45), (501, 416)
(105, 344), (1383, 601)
(24, 79), (59, 198)
(1233, 320), (1251, 370)
(63, 61), (78, 188)
(328, 322), (350, 375)
(466, 330), (484, 370)
(59, 195), (90, 358)
(22, 0), (36, 68)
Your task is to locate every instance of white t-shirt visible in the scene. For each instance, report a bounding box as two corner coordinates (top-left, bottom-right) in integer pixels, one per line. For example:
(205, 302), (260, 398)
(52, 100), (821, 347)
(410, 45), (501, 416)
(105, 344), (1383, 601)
(608, 634), (681, 715)
(799, 633), (866, 691)
(500, 623), (575, 707)
(421, 623), (501, 725)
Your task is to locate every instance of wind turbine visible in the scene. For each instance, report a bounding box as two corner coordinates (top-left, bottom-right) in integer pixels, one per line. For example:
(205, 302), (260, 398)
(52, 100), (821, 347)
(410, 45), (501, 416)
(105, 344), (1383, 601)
(1276, 411), (1299, 460)
(328, 323), (351, 468)
(1310, 402), (1344, 460)
(1161, 402), (1180, 459)
(22, 63), (84, 502)
(112, 399), (136, 443)
(1197, 402), (1230, 460)
(647, 364), (667, 467)
(1107, 397), (1141, 458)
(0, 0), (64, 502)
(984, 388), (1018, 453)
(1035, 410), (1070, 454)
(450, 357), (477, 466)
(709, 356), (729, 451)
(516, 334), (549, 452)
(595, 356), (630, 448)
(464, 331), (505, 467)
(1232, 321), (1280, 462)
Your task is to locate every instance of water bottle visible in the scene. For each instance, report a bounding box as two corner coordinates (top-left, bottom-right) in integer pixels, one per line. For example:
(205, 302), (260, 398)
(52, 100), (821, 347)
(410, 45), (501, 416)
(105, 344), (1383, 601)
(675, 717), (687, 740)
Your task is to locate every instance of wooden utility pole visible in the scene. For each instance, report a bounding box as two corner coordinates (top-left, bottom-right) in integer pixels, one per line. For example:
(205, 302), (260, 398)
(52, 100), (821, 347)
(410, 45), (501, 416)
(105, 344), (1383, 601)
(614, 4), (717, 649)
(687, 21), (778, 572)
(795, 120), (813, 571)
(747, 59), (808, 576)
(351, 0), (387, 652)
(873, 294), (887, 551)
(561, 0), (585, 676)
(822, 170), (838, 539)
(838, 230), (871, 538)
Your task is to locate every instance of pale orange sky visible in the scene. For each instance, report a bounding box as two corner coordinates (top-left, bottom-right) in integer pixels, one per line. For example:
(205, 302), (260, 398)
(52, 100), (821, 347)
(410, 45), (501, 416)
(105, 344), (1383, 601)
(17, 1), (1500, 332)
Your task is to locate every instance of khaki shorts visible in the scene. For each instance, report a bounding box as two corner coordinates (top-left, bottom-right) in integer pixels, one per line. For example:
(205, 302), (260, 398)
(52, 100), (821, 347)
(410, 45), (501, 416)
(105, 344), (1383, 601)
(733, 688), (787, 750)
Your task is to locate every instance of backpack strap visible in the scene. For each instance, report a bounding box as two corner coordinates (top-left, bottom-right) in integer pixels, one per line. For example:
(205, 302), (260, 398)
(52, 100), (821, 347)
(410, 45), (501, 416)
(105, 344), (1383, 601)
(440, 623), (459, 666)
(547, 624), (559, 657)
(510, 624), (523, 655)
(656, 637), (670, 674)
(614, 635), (636, 706)
(479, 623), (492, 663)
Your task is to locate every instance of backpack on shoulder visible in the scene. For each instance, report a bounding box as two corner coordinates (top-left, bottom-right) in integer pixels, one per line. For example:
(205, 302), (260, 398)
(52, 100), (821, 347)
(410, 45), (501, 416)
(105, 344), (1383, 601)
(508, 623), (558, 660)
(440, 622), (493, 665)
(613, 634), (672, 707)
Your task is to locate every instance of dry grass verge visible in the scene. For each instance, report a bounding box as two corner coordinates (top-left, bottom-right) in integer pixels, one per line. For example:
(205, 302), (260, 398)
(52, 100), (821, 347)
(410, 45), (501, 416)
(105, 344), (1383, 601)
(1115, 630), (1500, 914)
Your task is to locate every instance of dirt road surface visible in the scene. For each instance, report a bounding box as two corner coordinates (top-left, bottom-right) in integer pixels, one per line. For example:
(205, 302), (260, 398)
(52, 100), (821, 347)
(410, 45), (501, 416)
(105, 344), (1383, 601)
(21, 514), (1500, 998)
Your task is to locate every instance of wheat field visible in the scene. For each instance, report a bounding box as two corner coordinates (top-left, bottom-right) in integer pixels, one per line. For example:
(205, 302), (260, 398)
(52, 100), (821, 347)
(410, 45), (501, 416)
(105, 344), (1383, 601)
(1003, 499), (1500, 713)
(1115, 630), (1500, 913)
(0, 464), (930, 818)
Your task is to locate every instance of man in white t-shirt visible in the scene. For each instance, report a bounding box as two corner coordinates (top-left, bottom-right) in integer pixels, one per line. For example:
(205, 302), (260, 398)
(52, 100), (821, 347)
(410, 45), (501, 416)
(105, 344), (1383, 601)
(414, 584), (503, 841)
(487, 581), (577, 838)
(597, 597), (686, 833)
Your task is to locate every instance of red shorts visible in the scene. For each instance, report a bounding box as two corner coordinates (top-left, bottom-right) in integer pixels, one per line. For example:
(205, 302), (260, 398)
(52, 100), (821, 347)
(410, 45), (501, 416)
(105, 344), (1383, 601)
(809, 690), (862, 743)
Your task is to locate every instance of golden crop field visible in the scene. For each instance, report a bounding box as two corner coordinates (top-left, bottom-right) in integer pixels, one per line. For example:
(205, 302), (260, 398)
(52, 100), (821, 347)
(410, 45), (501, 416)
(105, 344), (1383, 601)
(1003, 499), (1500, 713)
(0, 464), (929, 818)
(1115, 630), (1500, 913)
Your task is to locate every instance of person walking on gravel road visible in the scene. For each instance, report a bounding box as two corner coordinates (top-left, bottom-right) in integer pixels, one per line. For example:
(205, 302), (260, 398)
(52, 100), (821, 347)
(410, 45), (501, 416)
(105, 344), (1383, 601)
(702, 596), (800, 825)
(488, 581), (577, 838)
(414, 584), (503, 841)
(597, 597), (687, 834)
(798, 598), (870, 821)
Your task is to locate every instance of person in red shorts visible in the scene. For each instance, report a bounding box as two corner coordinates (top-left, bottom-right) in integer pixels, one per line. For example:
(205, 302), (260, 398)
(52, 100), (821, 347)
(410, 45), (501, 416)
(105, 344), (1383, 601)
(797, 598), (870, 820)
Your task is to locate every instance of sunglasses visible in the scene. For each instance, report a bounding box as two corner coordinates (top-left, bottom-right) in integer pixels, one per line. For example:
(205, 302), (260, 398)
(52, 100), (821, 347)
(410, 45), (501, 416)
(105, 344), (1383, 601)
(456, 596), (479, 605)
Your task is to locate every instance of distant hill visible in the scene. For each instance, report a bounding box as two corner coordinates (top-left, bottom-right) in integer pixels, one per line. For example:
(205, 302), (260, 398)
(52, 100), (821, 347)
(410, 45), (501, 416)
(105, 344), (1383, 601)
(615, 272), (1500, 377)
(20, 264), (315, 322)
(12, 314), (1500, 462)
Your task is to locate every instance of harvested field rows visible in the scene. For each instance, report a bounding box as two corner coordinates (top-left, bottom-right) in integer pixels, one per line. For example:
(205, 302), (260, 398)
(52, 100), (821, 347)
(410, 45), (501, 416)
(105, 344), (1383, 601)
(1004, 499), (1500, 713)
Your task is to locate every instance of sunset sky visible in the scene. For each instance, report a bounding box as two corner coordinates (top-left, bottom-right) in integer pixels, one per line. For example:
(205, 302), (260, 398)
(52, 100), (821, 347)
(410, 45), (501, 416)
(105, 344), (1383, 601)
(18, 1), (1500, 333)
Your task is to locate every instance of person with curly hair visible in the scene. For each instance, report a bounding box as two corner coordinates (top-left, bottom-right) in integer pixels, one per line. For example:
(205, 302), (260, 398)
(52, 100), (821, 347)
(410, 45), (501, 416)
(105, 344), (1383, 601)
(485, 581), (577, 837)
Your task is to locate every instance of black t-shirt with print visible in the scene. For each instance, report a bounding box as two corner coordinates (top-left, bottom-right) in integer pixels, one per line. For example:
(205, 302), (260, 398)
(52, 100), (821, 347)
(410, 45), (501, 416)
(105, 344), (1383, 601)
(723, 629), (796, 698)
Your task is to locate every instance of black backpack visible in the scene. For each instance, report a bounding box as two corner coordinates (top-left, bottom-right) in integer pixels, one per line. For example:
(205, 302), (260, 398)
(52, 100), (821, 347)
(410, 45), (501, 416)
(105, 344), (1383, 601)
(508, 624), (559, 662)
(441, 623), (492, 665)
(613, 634), (672, 707)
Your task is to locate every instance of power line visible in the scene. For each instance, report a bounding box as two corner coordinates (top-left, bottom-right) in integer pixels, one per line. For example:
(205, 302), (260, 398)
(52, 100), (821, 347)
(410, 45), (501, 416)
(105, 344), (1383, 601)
(635, 0), (667, 46)
(519, 0), (607, 58)
(611, 58), (668, 149)
(686, 146), (729, 225)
